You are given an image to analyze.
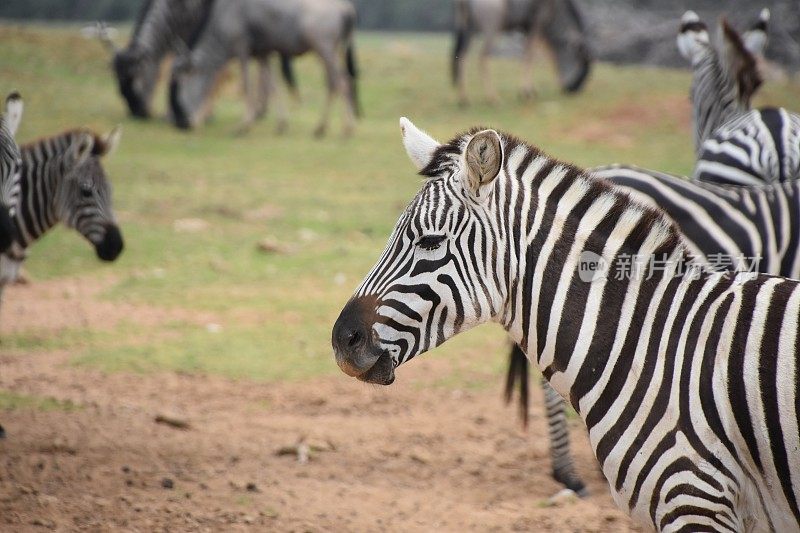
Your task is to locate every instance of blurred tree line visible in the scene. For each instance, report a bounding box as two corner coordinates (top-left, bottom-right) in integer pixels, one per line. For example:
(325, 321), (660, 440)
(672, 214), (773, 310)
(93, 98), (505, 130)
(0, 0), (454, 31)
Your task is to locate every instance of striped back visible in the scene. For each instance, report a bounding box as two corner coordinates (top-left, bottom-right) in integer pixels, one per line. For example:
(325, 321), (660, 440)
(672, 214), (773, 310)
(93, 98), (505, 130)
(695, 107), (800, 185)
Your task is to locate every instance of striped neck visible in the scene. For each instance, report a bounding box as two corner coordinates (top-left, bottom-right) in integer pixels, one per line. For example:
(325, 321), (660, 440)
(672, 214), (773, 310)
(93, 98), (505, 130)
(14, 132), (79, 248)
(497, 143), (690, 404)
(690, 43), (748, 153)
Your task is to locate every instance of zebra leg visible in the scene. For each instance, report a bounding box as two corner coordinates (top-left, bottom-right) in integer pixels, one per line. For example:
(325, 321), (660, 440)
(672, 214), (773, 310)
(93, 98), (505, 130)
(541, 376), (588, 497)
(519, 33), (538, 101)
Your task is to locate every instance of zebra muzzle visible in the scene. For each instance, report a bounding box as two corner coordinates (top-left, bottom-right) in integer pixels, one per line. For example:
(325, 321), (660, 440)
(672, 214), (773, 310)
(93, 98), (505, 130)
(332, 296), (396, 385)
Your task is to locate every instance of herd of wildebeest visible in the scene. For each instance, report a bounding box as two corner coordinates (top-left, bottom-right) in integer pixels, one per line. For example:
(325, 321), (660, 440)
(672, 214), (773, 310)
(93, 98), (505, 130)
(4, 0), (800, 530)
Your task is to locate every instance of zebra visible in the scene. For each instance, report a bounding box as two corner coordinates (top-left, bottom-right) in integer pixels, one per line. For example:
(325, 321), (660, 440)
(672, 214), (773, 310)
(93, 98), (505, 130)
(679, 10), (800, 186)
(0, 128), (125, 303)
(507, 161), (800, 499)
(0, 92), (23, 255)
(452, 0), (591, 106)
(333, 118), (800, 531)
(169, 0), (359, 136)
(99, 0), (297, 121)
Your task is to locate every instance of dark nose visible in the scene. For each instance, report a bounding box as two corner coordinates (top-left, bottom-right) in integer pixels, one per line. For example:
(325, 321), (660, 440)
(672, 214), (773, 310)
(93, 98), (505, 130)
(95, 224), (124, 262)
(0, 205), (16, 254)
(332, 296), (380, 376)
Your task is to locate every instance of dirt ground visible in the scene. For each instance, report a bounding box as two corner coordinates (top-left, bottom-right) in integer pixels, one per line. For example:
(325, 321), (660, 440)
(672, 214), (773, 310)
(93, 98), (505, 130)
(0, 280), (640, 532)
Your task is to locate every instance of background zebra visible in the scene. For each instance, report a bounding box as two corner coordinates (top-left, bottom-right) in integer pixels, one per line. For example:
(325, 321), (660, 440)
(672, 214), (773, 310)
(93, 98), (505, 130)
(679, 9), (800, 186)
(0, 92), (23, 255)
(677, 10), (766, 155)
(508, 161), (800, 498)
(333, 119), (800, 531)
(0, 128), (124, 303)
(101, 0), (297, 120)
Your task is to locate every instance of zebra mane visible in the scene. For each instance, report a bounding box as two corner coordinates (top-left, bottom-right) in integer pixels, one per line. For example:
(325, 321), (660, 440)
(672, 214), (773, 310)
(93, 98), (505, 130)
(21, 129), (107, 156)
(420, 128), (685, 257)
(720, 18), (762, 103)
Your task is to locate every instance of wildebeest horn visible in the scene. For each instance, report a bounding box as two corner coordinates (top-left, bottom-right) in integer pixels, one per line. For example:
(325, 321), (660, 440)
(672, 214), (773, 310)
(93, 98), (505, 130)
(84, 21), (119, 54)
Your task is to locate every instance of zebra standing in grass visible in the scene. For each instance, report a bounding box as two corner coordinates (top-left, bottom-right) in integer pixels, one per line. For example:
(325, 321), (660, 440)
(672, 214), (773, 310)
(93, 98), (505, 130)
(100, 0), (297, 120)
(679, 10), (800, 185)
(0, 128), (125, 302)
(333, 119), (800, 531)
(0, 92), (23, 255)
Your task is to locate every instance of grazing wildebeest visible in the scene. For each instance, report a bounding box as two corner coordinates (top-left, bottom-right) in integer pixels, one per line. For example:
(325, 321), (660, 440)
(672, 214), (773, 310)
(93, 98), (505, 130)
(96, 0), (297, 120)
(452, 0), (591, 106)
(0, 92), (23, 255)
(168, 0), (359, 136)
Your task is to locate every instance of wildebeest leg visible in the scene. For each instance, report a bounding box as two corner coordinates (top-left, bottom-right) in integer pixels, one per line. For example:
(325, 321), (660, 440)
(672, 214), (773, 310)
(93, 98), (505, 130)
(235, 57), (258, 136)
(519, 33), (538, 101)
(480, 32), (499, 105)
(313, 48), (353, 138)
(256, 57), (289, 134)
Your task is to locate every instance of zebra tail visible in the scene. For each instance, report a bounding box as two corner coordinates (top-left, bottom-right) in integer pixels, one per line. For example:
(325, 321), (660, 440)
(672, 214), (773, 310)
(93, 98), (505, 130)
(343, 11), (361, 118)
(279, 54), (299, 100)
(452, 0), (471, 86)
(504, 343), (530, 429)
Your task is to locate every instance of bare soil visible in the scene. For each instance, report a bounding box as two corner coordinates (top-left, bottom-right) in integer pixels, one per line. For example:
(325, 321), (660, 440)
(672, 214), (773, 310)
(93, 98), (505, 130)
(0, 281), (640, 532)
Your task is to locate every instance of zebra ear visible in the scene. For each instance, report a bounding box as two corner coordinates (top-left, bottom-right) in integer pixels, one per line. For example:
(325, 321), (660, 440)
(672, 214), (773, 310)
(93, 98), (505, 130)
(742, 8), (769, 57)
(677, 11), (709, 62)
(69, 132), (96, 167)
(400, 117), (440, 171)
(99, 126), (122, 157)
(3, 92), (23, 137)
(719, 19), (762, 101)
(463, 129), (503, 199)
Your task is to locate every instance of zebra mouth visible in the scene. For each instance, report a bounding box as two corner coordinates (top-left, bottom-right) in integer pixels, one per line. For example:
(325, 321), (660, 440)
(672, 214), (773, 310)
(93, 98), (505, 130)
(356, 351), (395, 386)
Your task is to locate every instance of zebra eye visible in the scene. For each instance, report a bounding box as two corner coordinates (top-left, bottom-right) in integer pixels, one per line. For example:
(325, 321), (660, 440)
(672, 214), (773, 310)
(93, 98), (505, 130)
(80, 184), (93, 198)
(417, 235), (447, 251)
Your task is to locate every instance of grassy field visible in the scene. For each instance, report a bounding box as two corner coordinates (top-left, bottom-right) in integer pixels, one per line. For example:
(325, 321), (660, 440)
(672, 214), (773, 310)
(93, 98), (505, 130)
(1, 23), (797, 387)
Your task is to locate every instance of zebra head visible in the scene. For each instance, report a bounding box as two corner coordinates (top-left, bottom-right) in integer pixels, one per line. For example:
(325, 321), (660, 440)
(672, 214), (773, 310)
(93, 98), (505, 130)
(332, 118), (508, 385)
(57, 128), (124, 262)
(0, 92), (23, 254)
(113, 48), (159, 119)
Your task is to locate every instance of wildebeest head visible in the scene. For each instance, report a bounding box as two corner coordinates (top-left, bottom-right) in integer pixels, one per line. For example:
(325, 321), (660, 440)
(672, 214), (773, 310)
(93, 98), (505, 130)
(539, 0), (592, 93)
(168, 53), (216, 130)
(113, 48), (159, 119)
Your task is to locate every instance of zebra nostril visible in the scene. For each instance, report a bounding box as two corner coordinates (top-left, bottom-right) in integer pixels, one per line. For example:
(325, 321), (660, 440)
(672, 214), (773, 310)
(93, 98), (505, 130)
(347, 330), (362, 348)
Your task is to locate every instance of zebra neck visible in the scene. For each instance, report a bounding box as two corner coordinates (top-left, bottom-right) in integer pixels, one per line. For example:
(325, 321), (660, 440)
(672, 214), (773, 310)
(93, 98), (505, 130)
(691, 49), (743, 152)
(15, 140), (67, 248)
(499, 150), (688, 407)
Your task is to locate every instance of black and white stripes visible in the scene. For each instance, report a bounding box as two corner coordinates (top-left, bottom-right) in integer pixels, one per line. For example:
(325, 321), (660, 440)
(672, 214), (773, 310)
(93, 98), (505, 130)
(333, 121), (800, 531)
(1, 129), (124, 297)
(0, 92), (23, 254)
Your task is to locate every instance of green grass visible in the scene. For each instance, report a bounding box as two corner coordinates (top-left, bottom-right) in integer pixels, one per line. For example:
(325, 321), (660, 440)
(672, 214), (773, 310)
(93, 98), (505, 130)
(0, 390), (79, 412)
(2, 24), (797, 384)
